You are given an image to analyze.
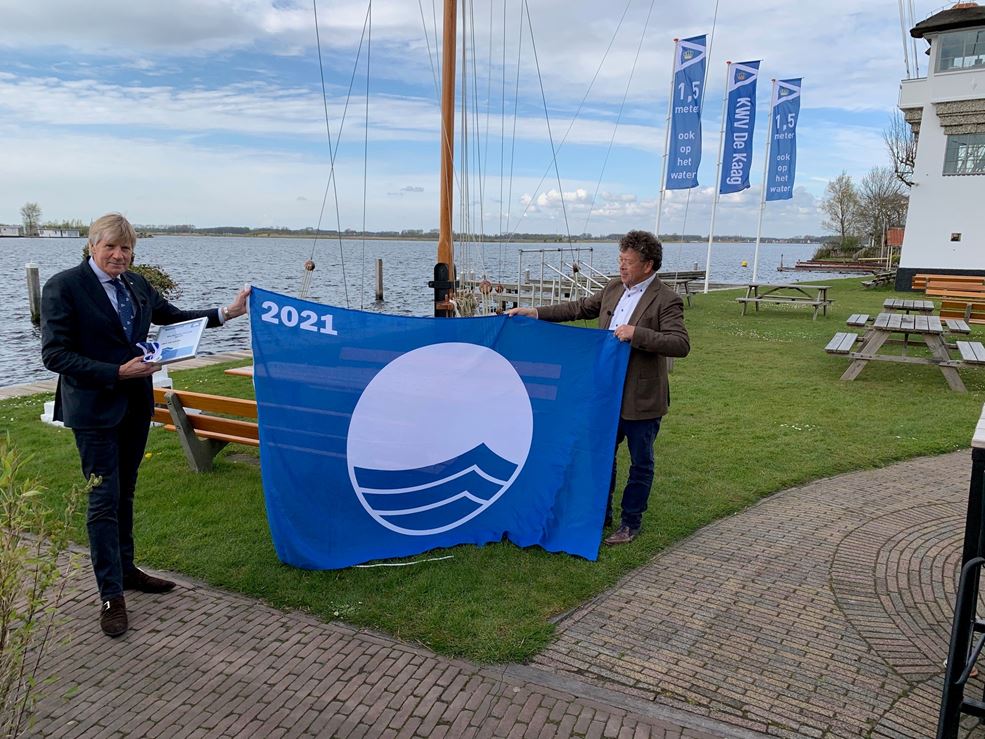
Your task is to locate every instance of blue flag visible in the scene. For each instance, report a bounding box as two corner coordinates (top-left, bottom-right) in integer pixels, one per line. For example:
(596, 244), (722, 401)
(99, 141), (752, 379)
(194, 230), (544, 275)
(719, 61), (760, 194)
(765, 78), (801, 201)
(665, 35), (707, 190)
(249, 287), (630, 570)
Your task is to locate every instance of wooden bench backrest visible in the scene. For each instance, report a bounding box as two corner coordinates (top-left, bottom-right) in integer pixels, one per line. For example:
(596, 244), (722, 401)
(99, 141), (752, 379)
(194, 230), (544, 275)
(941, 299), (985, 324)
(153, 387), (258, 418)
(913, 274), (985, 290)
(930, 289), (985, 300)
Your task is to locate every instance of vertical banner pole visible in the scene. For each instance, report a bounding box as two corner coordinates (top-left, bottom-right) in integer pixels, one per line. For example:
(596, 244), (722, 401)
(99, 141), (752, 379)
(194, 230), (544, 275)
(655, 38), (680, 239)
(704, 62), (730, 294)
(752, 79), (777, 283)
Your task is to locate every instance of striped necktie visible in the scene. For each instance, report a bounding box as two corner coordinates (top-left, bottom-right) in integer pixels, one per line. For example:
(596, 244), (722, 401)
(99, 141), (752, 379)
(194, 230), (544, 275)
(111, 278), (135, 340)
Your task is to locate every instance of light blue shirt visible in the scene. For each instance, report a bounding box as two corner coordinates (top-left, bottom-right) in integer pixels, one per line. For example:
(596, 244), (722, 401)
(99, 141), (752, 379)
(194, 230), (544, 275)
(609, 273), (656, 330)
(87, 257), (226, 324)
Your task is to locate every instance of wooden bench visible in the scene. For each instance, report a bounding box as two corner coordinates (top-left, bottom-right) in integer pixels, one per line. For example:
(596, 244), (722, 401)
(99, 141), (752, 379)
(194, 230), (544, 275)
(737, 296), (832, 320)
(957, 341), (985, 364)
(825, 332), (859, 354)
(861, 271), (896, 288)
(664, 278), (695, 307)
(913, 273), (985, 291)
(153, 387), (258, 472)
(941, 299), (985, 325)
(924, 282), (985, 298)
(945, 318), (972, 334)
(846, 314), (869, 326)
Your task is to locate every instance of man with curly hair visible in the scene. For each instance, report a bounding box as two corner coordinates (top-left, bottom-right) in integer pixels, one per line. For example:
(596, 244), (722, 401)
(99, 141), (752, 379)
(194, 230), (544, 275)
(508, 230), (690, 545)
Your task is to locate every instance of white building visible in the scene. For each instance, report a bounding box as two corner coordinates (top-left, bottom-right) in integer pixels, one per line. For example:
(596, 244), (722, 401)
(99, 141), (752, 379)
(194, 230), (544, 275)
(898, 2), (985, 289)
(37, 228), (81, 238)
(0, 225), (20, 237)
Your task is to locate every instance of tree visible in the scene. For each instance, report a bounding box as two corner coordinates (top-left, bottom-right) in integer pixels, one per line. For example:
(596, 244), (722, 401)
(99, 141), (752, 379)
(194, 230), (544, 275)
(884, 110), (916, 188)
(857, 166), (908, 252)
(820, 172), (861, 250)
(20, 203), (41, 236)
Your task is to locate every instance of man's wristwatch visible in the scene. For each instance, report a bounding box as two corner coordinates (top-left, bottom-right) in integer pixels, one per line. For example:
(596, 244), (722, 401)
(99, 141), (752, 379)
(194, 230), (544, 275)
(221, 306), (230, 320)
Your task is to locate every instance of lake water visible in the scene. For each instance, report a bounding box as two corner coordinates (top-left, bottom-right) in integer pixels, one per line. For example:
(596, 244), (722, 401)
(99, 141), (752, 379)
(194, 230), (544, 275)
(2, 236), (838, 387)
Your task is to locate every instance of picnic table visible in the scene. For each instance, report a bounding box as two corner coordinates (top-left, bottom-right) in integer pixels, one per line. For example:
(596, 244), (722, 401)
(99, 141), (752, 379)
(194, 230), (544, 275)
(737, 283), (832, 320)
(882, 298), (935, 314)
(826, 312), (984, 392)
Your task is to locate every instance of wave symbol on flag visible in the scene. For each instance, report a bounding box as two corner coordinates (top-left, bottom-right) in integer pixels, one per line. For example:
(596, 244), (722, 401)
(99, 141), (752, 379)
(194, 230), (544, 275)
(354, 444), (518, 534)
(346, 342), (534, 536)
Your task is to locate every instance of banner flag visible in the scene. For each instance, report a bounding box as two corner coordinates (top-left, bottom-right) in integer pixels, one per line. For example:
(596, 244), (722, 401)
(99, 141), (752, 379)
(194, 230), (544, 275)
(665, 35), (707, 190)
(249, 287), (630, 570)
(765, 78), (802, 201)
(719, 61), (761, 194)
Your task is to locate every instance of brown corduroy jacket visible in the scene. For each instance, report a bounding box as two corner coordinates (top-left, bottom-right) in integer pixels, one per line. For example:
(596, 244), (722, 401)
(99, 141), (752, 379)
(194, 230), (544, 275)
(536, 277), (690, 420)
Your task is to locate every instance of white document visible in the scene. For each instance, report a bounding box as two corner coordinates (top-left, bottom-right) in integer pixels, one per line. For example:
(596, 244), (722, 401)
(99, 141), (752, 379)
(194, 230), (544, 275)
(138, 317), (208, 364)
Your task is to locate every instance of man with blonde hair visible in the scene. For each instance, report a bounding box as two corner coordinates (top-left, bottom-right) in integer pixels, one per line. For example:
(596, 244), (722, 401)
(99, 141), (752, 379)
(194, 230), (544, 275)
(41, 213), (250, 636)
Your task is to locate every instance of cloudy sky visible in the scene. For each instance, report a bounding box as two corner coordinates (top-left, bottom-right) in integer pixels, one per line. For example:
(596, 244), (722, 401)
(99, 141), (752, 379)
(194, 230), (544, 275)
(0, 0), (943, 237)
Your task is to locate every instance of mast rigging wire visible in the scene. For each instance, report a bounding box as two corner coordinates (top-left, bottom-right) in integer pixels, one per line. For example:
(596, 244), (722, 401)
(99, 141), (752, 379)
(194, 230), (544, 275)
(308, 0), (376, 306)
(582, 0), (657, 234)
(501, 0), (635, 244)
(523, 0), (574, 253)
(360, 1), (372, 310)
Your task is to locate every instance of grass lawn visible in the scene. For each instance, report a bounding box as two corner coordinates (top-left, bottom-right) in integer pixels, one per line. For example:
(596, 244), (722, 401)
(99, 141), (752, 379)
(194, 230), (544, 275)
(3, 276), (983, 663)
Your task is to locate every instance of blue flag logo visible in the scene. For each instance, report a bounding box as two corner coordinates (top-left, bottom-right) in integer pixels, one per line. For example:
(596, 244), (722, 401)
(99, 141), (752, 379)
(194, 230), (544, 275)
(719, 61), (761, 195)
(666, 35), (707, 190)
(249, 288), (630, 569)
(347, 342), (532, 535)
(765, 78), (802, 201)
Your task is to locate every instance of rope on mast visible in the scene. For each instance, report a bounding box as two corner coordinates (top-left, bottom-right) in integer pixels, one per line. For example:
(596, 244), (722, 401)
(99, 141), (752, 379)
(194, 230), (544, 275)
(308, 0), (374, 307)
(360, 1), (372, 310)
(582, 0), (657, 234)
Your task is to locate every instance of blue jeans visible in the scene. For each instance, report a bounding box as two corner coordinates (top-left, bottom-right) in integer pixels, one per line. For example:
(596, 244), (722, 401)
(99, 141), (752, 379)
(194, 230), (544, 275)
(607, 416), (662, 531)
(73, 411), (150, 601)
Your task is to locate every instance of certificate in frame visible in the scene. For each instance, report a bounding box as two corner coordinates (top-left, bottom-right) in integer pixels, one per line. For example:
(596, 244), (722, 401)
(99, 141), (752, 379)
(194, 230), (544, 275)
(141, 317), (208, 364)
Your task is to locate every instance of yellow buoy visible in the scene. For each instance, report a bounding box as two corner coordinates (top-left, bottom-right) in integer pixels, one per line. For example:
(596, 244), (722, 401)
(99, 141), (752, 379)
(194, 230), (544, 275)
(741, 260), (748, 267)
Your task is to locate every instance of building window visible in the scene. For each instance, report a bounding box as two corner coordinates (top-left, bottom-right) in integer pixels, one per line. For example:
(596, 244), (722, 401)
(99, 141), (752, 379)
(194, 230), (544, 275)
(943, 134), (985, 175)
(936, 29), (985, 71)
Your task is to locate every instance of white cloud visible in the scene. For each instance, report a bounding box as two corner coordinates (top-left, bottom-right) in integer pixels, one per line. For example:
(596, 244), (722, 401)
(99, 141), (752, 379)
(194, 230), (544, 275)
(0, 0), (938, 236)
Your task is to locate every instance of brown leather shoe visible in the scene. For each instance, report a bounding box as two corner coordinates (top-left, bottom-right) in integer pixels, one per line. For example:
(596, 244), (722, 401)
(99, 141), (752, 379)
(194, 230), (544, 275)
(123, 568), (175, 593)
(100, 596), (128, 637)
(603, 525), (639, 546)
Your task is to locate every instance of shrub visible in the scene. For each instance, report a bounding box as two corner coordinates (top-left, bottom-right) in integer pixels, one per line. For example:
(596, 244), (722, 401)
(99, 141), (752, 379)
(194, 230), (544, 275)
(80, 245), (180, 299)
(0, 441), (89, 738)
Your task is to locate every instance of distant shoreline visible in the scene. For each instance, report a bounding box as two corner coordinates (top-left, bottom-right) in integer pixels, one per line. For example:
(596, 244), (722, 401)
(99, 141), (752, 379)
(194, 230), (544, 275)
(2, 232), (827, 245)
(141, 233), (824, 245)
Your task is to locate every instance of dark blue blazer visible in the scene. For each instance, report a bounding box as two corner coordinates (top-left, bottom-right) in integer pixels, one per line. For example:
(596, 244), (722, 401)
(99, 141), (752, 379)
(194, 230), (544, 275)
(41, 260), (220, 429)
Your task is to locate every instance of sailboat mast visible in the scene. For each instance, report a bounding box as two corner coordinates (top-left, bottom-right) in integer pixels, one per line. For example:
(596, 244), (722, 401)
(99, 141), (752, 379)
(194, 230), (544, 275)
(432, 0), (458, 317)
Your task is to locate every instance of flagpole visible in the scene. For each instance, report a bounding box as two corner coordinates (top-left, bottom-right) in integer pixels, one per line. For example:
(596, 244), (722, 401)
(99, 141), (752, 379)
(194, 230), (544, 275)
(752, 79), (777, 283)
(703, 62), (730, 294)
(655, 38), (679, 240)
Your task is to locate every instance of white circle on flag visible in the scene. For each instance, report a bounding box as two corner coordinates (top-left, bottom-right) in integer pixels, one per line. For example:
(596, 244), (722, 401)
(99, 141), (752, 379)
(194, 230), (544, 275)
(346, 342), (533, 535)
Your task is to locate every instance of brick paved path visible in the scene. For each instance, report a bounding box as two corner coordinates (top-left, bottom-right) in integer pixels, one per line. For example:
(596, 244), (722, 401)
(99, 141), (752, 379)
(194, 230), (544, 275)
(532, 450), (985, 738)
(29, 570), (751, 738)
(24, 451), (985, 737)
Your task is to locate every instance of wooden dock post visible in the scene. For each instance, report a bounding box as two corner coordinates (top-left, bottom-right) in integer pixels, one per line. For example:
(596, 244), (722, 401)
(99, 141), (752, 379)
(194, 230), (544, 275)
(26, 263), (41, 324)
(375, 259), (384, 301)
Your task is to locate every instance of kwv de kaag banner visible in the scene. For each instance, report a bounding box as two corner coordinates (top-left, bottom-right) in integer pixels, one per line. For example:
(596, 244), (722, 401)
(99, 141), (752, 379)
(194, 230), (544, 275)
(719, 61), (760, 194)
